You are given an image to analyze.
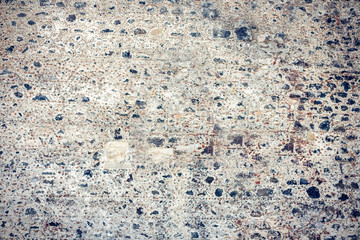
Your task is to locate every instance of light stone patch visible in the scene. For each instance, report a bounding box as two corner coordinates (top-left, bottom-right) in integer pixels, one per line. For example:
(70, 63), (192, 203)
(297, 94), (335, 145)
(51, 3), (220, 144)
(103, 141), (130, 169)
(147, 147), (174, 164)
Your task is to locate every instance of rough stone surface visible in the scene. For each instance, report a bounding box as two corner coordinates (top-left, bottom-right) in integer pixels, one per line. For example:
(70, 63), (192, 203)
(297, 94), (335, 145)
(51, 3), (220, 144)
(0, 0), (359, 239)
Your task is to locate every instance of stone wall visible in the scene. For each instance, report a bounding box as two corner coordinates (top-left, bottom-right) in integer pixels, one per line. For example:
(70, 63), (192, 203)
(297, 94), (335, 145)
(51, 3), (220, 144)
(0, 0), (359, 239)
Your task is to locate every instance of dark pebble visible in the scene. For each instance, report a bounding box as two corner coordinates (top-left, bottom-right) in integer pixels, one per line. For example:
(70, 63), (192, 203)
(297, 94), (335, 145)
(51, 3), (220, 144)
(14, 92), (23, 98)
(25, 208), (36, 215)
(300, 178), (309, 185)
(122, 50), (132, 58)
(74, 2), (86, 8)
(132, 223), (140, 229)
(134, 28), (147, 35)
(257, 188), (273, 196)
(136, 207), (143, 215)
(306, 186), (320, 199)
(114, 128), (122, 140)
(213, 29), (231, 39)
(191, 232), (199, 239)
(319, 120), (330, 131)
(55, 114), (63, 121)
(147, 137), (164, 147)
(339, 193), (349, 201)
(17, 13), (27, 17)
(231, 135), (243, 145)
(84, 170), (92, 177)
(215, 188), (223, 197)
(24, 84), (32, 90)
(205, 176), (214, 184)
(32, 95), (49, 101)
(66, 14), (76, 22)
(34, 61), (42, 67)
(56, 2), (65, 7)
(235, 27), (251, 41)
(229, 191), (237, 197)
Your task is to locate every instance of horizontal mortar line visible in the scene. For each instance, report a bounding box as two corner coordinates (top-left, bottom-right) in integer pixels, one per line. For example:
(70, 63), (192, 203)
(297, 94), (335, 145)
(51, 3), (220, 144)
(0, 121), (131, 127)
(0, 209), (353, 218)
(9, 80), (168, 87)
(0, 99), (144, 106)
(0, 213), (342, 218)
(0, 215), (313, 222)
(0, 82), (131, 89)
(0, 56), (176, 68)
(0, 151), (343, 157)
(0, 194), (354, 201)
(0, 154), (315, 160)
(0, 77), (141, 84)
(0, 81), (253, 89)
(0, 126), (311, 133)
(0, 145), (343, 153)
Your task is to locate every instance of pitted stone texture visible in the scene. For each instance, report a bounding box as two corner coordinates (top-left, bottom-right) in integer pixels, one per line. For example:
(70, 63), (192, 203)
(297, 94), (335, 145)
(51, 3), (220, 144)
(0, 0), (359, 239)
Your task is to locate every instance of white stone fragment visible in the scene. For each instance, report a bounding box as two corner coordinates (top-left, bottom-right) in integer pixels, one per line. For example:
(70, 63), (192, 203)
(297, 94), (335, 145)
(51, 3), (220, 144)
(103, 141), (130, 169)
(147, 147), (173, 163)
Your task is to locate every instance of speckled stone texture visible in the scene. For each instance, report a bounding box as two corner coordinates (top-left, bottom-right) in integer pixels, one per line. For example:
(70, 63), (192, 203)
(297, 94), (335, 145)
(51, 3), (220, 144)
(0, 0), (359, 239)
